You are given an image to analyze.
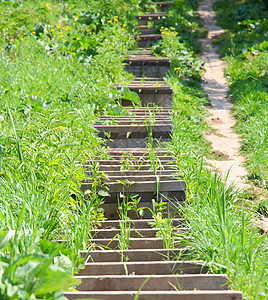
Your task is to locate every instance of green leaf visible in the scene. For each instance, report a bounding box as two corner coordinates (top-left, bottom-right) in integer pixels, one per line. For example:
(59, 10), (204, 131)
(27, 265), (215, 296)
(98, 190), (110, 197)
(122, 87), (141, 105)
(0, 230), (15, 250)
(245, 232), (268, 254)
(34, 265), (80, 295)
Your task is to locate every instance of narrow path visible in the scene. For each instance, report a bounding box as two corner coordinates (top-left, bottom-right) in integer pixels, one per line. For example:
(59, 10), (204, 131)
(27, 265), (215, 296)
(198, 0), (250, 190)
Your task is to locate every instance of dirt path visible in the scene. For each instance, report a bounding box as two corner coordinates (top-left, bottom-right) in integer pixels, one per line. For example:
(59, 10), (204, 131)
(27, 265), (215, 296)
(198, 0), (250, 190)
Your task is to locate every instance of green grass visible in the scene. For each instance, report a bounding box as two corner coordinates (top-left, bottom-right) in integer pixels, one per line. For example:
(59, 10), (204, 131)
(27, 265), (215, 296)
(0, 0), (267, 299)
(178, 161), (268, 300)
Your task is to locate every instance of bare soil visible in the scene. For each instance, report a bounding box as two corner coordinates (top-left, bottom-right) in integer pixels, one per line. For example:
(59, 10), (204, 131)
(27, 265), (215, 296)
(198, 0), (250, 191)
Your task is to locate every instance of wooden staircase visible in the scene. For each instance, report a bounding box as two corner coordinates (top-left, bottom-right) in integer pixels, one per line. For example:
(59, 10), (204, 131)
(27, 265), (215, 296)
(64, 1), (243, 299)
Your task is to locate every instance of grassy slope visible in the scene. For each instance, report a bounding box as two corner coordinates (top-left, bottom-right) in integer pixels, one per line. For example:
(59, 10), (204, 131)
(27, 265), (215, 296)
(0, 0), (267, 299)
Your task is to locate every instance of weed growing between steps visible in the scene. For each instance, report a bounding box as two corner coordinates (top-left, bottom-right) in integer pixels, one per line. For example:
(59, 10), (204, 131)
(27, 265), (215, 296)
(213, 0), (268, 190)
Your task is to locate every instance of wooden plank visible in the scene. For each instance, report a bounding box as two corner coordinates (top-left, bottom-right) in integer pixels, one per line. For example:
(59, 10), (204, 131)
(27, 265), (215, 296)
(98, 155), (174, 160)
(128, 49), (153, 55)
(107, 148), (170, 154)
(126, 107), (171, 111)
(96, 120), (172, 126)
(95, 124), (173, 133)
(124, 57), (170, 64)
(89, 228), (161, 239)
(135, 13), (167, 26)
(75, 274), (228, 291)
(91, 171), (180, 177)
(138, 34), (162, 39)
(107, 151), (170, 156)
(95, 164), (178, 171)
(88, 238), (164, 250)
(65, 291), (243, 300)
(79, 260), (207, 275)
(132, 77), (165, 81)
(80, 248), (186, 261)
(86, 157), (174, 163)
(96, 218), (184, 229)
(97, 119), (171, 123)
(91, 175), (179, 182)
(81, 180), (186, 193)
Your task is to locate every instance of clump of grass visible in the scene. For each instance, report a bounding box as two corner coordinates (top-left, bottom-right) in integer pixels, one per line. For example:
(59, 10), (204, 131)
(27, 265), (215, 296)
(175, 159), (268, 300)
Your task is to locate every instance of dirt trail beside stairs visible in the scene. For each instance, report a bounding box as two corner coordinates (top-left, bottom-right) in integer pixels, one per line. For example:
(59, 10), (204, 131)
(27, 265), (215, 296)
(198, 0), (250, 190)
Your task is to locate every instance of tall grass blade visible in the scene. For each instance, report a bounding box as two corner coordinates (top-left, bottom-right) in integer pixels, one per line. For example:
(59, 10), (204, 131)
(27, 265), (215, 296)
(7, 105), (24, 164)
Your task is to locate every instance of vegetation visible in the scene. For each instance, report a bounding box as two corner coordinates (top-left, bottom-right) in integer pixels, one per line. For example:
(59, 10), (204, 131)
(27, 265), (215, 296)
(0, 0), (267, 299)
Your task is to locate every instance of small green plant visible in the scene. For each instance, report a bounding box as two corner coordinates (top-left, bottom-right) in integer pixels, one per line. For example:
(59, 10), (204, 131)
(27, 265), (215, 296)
(0, 205), (79, 300)
(151, 210), (175, 249)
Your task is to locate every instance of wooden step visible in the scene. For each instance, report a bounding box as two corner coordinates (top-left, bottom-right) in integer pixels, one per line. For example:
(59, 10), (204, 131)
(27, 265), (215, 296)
(138, 26), (156, 35)
(128, 49), (153, 56)
(87, 156), (174, 163)
(106, 148), (171, 156)
(94, 115), (173, 148)
(115, 80), (173, 107)
(89, 228), (162, 239)
(100, 200), (183, 220)
(89, 237), (165, 250)
(136, 13), (166, 26)
(125, 107), (171, 113)
(65, 290), (243, 300)
(90, 227), (186, 239)
(75, 274), (228, 291)
(95, 164), (178, 171)
(124, 56), (170, 78)
(80, 248), (187, 261)
(79, 260), (207, 276)
(137, 34), (162, 47)
(96, 218), (184, 229)
(156, 1), (173, 12)
(125, 55), (170, 64)
(82, 179), (186, 200)
(96, 118), (172, 125)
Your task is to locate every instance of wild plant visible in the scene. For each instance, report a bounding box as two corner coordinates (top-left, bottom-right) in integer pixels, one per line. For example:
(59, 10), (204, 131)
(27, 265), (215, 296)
(178, 160), (268, 299)
(0, 204), (80, 300)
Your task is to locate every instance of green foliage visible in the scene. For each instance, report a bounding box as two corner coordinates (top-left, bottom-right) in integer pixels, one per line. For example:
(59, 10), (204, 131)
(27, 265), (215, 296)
(179, 161), (268, 300)
(214, 0), (268, 57)
(0, 217), (79, 300)
(151, 0), (205, 78)
(153, 28), (204, 79)
(155, 0), (207, 53)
